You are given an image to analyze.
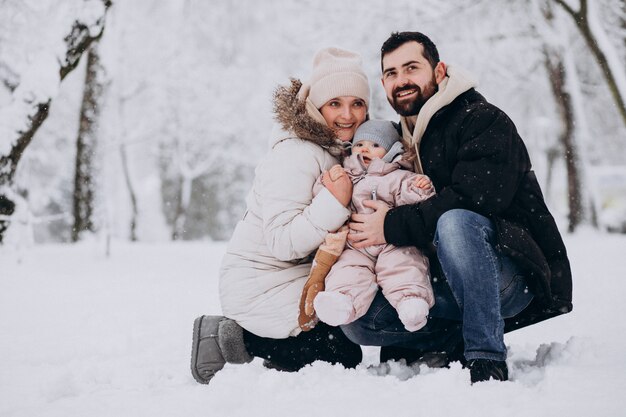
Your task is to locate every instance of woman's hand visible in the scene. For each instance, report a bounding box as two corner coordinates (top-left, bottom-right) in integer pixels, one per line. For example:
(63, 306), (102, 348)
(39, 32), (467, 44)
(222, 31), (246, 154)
(322, 165), (352, 207)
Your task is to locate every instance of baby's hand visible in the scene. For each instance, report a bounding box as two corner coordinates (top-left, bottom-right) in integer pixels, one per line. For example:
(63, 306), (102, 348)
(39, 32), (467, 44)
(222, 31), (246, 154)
(322, 165), (352, 207)
(412, 175), (433, 192)
(328, 164), (346, 182)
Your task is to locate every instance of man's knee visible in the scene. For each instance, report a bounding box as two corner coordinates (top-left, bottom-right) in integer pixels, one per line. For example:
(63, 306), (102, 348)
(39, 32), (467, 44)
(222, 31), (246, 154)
(434, 209), (499, 278)
(435, 209), (493, 247)
(436, 209), (485, 235)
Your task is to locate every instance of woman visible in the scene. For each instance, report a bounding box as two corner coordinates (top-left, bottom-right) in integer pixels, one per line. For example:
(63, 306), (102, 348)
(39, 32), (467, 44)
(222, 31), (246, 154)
(191, 47), (370, 384)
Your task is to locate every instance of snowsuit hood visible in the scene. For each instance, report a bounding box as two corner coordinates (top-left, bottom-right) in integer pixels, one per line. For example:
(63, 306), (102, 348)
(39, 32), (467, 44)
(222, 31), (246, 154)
(343, 154), (404, 180)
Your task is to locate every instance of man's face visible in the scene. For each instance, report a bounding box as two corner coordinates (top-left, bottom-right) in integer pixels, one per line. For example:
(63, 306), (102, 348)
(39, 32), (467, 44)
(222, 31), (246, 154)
(381, 42), (445, 117)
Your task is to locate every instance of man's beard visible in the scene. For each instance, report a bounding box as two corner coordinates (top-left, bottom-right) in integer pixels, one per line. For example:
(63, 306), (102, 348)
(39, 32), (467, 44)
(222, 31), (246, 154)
(388, 76), (438, 117)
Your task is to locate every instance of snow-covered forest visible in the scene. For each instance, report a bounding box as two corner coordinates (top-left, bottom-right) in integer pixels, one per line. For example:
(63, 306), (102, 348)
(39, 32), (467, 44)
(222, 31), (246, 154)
(1, 0), (625, 245)
(1, 1), (626, 416)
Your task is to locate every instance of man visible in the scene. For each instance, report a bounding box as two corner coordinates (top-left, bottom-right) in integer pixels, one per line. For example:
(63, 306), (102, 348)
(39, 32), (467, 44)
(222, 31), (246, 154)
(343, 32), (573, 383)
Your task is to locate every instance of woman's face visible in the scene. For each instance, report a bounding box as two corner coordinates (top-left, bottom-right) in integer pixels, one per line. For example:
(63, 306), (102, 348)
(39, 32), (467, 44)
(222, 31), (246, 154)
(319, 96), (367, 142)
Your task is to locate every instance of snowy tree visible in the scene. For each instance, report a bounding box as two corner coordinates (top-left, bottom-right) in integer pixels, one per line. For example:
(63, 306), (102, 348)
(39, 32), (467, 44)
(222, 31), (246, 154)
(551, 0), (626, 128)
(533, 1), (595, 231)
(0, 0), (111, 243)
(72, 41), (105, 242)
(3, 0), (624, 244)
(151, 1), (265, 241)
(543, 50), (590, 231)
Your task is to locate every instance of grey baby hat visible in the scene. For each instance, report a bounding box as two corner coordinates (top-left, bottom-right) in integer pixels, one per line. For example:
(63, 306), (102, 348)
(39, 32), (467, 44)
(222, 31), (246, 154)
(352, 120), (405, 162)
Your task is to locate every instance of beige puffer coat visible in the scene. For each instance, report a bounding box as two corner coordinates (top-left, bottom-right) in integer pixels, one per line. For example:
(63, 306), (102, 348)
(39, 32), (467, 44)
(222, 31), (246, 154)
(219, 80), (351, 338)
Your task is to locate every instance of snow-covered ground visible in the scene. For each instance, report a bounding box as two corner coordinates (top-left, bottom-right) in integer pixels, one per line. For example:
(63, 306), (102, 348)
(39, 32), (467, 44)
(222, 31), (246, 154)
(1, 230), (625, 417)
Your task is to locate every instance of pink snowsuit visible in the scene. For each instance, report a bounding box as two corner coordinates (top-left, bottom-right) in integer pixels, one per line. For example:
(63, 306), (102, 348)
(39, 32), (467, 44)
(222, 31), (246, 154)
(314, 153), (435, 322)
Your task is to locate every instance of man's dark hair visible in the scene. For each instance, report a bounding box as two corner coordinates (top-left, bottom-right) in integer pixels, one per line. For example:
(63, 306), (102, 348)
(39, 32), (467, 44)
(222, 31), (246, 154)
(380, 31), (440, 70)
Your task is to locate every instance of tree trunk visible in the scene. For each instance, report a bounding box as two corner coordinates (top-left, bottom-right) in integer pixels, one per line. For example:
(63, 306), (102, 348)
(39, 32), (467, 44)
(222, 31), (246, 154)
(0, 102), (50, 242)
(171, 176), (186, 241)
(71, 43), (104, 242)
(544, 51), (584, 231)
(119, 144), (139, 241)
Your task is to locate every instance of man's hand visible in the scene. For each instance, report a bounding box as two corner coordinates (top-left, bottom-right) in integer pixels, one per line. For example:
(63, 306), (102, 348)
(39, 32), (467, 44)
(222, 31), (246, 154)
(347, 200), (389, 248)
(322, 165), (352, 207)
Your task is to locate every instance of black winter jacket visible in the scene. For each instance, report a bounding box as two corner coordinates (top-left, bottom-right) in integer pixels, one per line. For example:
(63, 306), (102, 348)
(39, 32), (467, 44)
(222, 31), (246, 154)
(385, 89), (572, 332)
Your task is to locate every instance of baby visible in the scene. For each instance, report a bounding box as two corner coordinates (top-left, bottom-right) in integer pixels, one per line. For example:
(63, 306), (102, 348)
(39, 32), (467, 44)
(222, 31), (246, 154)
(298, 120), (435, 332)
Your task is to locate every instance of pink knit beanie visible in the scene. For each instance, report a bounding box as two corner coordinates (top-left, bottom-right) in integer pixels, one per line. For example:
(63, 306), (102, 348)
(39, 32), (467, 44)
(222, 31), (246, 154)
(306, 47), (370, 109)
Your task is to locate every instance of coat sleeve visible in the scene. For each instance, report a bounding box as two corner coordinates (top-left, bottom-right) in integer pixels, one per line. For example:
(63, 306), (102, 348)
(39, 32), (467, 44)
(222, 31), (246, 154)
(312, 172), (325, 197)
(385, 105), (529, 248)
(258, 140), (350, 261)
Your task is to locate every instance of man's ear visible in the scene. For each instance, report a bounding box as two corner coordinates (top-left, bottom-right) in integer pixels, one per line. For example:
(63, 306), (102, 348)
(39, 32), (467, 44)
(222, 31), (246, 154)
(434, 61), (447, 84)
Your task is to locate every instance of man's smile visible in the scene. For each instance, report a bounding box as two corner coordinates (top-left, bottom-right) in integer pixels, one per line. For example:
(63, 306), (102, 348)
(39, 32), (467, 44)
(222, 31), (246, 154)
(395, 88), (418, 99)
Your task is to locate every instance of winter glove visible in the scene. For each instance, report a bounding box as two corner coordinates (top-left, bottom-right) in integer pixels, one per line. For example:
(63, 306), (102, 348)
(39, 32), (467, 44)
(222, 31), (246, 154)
(298, 227), (348, 331)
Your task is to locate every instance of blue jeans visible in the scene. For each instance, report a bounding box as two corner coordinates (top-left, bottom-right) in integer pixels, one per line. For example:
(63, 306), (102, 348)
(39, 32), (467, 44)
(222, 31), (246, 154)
(341, 209), (534, 362)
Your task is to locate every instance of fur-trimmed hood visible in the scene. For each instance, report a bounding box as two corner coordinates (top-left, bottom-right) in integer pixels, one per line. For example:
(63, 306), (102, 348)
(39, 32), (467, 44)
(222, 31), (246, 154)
(271, 79), (346, 158)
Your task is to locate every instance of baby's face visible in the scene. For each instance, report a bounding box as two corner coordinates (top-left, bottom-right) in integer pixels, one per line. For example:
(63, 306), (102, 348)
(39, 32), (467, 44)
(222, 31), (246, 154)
(352, 140), (387, 166)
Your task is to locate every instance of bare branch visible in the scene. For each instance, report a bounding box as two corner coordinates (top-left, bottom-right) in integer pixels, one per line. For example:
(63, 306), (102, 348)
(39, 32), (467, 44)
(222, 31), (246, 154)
(0, 101), (50, 185)
(552, 0), (579, 18)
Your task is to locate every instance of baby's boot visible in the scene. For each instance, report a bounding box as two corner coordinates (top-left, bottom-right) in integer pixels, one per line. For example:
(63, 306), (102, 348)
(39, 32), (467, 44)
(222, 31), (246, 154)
(314, 291), (355, 326)
(397, 298), (429, 332)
